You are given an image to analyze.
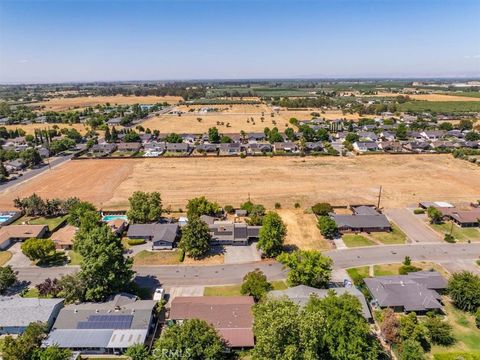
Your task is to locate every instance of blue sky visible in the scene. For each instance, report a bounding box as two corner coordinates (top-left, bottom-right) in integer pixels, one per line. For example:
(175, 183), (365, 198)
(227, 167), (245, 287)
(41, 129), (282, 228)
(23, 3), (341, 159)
(0, 0), (479, 83)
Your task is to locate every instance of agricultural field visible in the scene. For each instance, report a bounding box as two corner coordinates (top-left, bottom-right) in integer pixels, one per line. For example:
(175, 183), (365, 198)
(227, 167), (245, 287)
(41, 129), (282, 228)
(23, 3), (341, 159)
(398, 101), (480, 113)
(277, 109), (363, 121)
(1, 155), (479, 212)
(374, 92), (480, 102)
(34, 95), (182, 111)
(141, 103), (286, 133)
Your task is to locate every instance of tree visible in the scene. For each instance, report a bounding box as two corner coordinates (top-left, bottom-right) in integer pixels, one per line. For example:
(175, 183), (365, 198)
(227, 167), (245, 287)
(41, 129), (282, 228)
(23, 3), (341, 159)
(21, 238), (56, 263)
(427, 206), (443, 224)
(447, 271), (480, 312)
(400, 339), (425, 360)
(164, 133), (183, 143)
(154, 319), (225, 360)
(127, 191), (163, 224)
(78, 224), (134, 301)
(36, 278), (62, 297)
(208, 127), (221, 143)
(380, 308), (400, 344)
(241, 270), (272, 301)
(14, 193), (46, 216)
(252, 299), (301, 360)
(0, 161), (8, 180)
(465, 131), (480, 141)
(2, 322), (46, 360)
(124, 344), (150, 360)
(399, 256), (421, 275)
(311, 202), (333, 216)
(179, 216), (211, 259)
(345, 132), (359, 143)
(32, 346), (72, 360)
(67, 201), (98, 227)
(186, 196), (220, 218)
(476, 308), (480, 328)
(111, 126), (118, 142)
(20, 148), (42, 167)
(277, 250), (332, 288)
(0, 265), (16, 294)
(317, 216), (337, 239)
(396, 123), (408, 140)
(257, 211), (286, 257)
(399, 312), (430, 351)
(57, 273), (86, 304)
(124, 132), (141, 142)
(104, 127), (111, 142)
(424, 313), (455, 346)
(459, 119), (473, 131)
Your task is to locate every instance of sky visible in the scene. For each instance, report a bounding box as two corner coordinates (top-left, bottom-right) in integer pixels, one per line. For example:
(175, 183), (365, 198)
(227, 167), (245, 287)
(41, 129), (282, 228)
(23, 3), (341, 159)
(0, 0), (479, 83)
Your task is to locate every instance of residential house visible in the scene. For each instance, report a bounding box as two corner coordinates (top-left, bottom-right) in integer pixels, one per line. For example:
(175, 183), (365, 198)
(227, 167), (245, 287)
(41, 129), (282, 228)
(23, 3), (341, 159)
(144, 142), (166, 157)
(4, 159), (26, 173)
(106, 117), (123, 126)
(91, 143), (117, 157)
(218, 143), (242, 156)
(37, 146), (50, 158)
(165, 143), (190, 154)
(116, 142), (142, 153)
(107, 219), (128, 236)
(195, 143), (218, 155)
(273, 142), (298, 153)
(0, 224), (48, 250)
(378, 141), (403, 152)
(209, 222), (260, 246)
(353, 141), (379, 153)
(421, 130), (445, 141)
(445, 130), (464, 139)
(180, 134), (196, 144)
(246, 133), (266, 143)
(0, 297), (64, 335)
(139, 134), (153, 144)
(403, 141), (431, 152)
(358, 131), (378, 141)
(364, 271), (447, 313)
(268, 285), (372, 320)
(435, 206), (480, 228)
(304, 141), (323, 153)
(407, 131), (424, 141)
(127, 223), (179, 249)
(44, 294), (156, 354)
(169, 296), (255, 349)
(331, 213), (391, 233)
(247, 143), (272, 155)
(380, 131), (396, 141)
(51, 225), (77, 250)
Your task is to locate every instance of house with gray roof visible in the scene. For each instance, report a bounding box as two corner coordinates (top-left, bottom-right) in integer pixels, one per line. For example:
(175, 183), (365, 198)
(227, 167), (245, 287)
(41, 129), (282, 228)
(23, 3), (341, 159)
(127, 223), (179, 249)
(209, 223), (261, 245)
(331, 214), (391, 233)
(44, 293), (156, 354)
(0, 296), (64, 334)
(268, 285), (372, 320)
(364, 271), (447, 313)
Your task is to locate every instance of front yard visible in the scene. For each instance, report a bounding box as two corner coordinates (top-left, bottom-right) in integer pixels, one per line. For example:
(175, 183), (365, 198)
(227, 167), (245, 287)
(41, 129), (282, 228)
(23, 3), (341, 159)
(342, 234), (376, 247)
(204, 280), (288, 296)
(431, 221), (480, 242)
(0, 251), (12, 266)
(342, 223), (407, 248)
(133, 250), (181, 265)
(13, 215), (68, 232)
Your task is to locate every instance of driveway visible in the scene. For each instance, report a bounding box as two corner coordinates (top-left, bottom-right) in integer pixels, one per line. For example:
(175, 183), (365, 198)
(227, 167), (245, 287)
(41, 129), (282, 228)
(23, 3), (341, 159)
(165, 286), (204, 306)
(6, 242), (31, 267)
(224, 243), (261, 264)
(384, 208), (442, 243)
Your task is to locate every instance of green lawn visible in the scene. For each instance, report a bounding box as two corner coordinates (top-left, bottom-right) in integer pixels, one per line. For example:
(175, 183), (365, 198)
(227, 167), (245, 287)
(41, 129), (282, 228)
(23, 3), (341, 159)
(342, 234), (376, 247)
(346, 266), (370, 285)
(369, 224), (407, 245)
(431, 222), (480, 242)
(133, 250), (181, 265)
(0, 251), (12, 266)
(204, 280), (287, 296)
(431, 300), (480, 356)
(68, 250), (83, 265)
(14, 215), (68, 232)
(444, 91), (480, 99)
(434, 353), (480, 360)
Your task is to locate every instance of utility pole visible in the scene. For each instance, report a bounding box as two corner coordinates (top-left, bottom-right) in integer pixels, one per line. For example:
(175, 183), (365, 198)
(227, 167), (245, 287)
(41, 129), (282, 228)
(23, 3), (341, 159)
(377, 185), (382, 209)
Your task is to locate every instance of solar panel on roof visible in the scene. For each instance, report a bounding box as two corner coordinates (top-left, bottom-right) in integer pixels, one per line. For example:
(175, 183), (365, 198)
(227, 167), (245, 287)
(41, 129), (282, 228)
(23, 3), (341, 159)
(77, 314), (133, 329)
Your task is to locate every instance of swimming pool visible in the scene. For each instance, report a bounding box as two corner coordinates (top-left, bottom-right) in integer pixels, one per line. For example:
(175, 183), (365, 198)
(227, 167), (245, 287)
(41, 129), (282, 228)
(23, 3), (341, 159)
(102, 215), (128, 222)
(0, 215), (13, 223)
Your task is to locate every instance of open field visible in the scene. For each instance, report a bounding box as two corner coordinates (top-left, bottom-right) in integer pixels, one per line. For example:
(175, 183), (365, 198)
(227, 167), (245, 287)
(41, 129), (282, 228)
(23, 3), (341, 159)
(399, 101), (480, 113)
(35, 95), (182, 111)
(277, 109), (363, 121)
(0, 155), (479, 211)
(374, 92), (480, 102)
(141, 103), (285, 133)
(1, 123), (90, 135)
(277, 209), (332, 251)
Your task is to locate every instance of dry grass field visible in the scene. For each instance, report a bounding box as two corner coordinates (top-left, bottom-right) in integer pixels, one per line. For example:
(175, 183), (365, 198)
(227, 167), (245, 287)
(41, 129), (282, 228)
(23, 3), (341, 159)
(1, 155), (479, 212)
(141, 103), (287, 133)
(35, 95), (182, 111)
(2, 123), (90, 135)
(374, 92), (480, 102)
(277, 109), (363, 121)
(278, 209), (332, 251)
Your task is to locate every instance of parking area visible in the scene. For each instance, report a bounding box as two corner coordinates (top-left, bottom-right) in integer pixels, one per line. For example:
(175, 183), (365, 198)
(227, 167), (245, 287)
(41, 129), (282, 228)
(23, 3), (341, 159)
(224, 243), (261, 264)
(384, 208), (442, 243)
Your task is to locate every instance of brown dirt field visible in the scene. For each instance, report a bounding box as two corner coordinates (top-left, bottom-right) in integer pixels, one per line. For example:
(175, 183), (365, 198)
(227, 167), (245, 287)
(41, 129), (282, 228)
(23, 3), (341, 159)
(1, 155), (479, 212)
(277, 109), (362, 121)
(35, 95), (182, 111)
(277, 209), (331, 251)
(374, 93), (480, 102)
(142, 103), (288, 133)
(2, 123), (90, 135)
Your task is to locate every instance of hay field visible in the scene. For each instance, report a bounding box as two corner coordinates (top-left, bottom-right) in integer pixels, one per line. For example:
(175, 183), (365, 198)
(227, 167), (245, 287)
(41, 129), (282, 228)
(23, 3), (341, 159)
(35, 95), (182, 111)
(277, 109), (362, 121)
(374, 92), (480, 102)
(1, 155), (479, 211)
(2, 123), (90, 135)
(141, 103), (288, 133)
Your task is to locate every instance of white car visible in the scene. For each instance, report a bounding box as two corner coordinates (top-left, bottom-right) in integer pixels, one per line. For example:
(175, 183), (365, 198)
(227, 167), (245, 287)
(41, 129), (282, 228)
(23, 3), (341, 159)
(153, 288), (165, 301)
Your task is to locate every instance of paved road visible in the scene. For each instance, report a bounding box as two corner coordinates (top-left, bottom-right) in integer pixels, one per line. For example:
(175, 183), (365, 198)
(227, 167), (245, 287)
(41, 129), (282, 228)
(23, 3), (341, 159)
(13, 243), (480, 288)
(0, 155), (72, 192)
(385, 208), (442, 243)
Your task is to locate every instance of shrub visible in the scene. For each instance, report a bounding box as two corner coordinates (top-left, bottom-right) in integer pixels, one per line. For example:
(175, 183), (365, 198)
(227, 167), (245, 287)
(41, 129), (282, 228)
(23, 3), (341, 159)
(177, 249), (185, 262)
(444, 233), (455, 243)
(317, 216), (338, 239)
(294, 202), (300, 209)
(311, 202), (333, 216)
(447, 271), (480, 312)
(240, 153), (246, 159)
(224, 205), (234, 214)
(127, 238), (146, 246)
(274, 202), (281, 209)
(399, 265), (422, 275)
(413, 208), (425, 215)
